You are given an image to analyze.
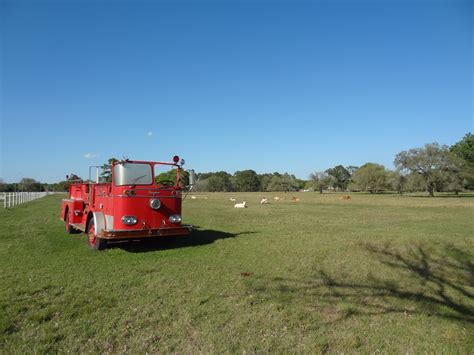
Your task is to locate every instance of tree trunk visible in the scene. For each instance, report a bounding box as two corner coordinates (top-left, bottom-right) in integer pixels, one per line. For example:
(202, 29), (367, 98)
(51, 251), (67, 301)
(428, 186), (434, 197)
(319, 187), (323, 194)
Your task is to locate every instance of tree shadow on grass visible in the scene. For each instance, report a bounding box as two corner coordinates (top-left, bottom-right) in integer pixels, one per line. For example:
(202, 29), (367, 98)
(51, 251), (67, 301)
(110, 227), (257, 253)
(249, 243), (473, 324)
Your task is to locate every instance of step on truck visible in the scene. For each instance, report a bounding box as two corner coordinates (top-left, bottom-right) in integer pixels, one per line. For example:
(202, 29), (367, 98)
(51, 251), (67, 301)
(60, 156), (195, 250)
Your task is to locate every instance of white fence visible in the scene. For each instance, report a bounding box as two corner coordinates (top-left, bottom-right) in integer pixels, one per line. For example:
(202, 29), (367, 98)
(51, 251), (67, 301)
(0, 192), (50, 209)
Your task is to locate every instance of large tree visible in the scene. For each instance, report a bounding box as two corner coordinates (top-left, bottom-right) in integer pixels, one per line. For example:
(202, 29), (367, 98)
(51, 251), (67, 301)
(100, 158), (118, 182)
(346, 165), (359, 176)
(450, 133), (474, 163)
(325, 165), (351, 191)
(233, 170), (260, 192)
(309, 171), (334, 193)
(394, 143), (456, 196)
(258, 173), (274, 192)
(350, 163), (388, 193)
(266, 173), (299, 192)
(403, 173), (426, 192)
(19, 177), (40, 191)
(387, 170), (407, 195)
(156, 169), (190, 186)
(450, 133), (474, 190)
(206, 171), (233, 192)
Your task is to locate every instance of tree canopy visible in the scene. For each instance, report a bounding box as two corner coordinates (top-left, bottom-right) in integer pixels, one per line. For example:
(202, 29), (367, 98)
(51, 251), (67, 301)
(450, 133), (474, 163)
(233, 170), (260, 192)
(450, 133), (474, 190)
(198, 171), (233, 192)
(309, 172), (334, 193)
(100, 158), (118, 182)
(325, 165), (351, 191)
(266, 173), (299, 192)
(350, 163), (388, 193)
(394, 143), (459, 196)
(155, 169), (190, 187)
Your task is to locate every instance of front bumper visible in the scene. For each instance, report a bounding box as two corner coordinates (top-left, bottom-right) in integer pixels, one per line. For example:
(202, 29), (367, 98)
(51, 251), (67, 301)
(100, 225), (193, 240)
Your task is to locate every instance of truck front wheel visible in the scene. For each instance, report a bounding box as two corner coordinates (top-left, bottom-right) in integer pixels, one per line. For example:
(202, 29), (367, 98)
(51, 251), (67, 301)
(65, 212), (78, 234)
(87, 219), (107, 250)
(64, 211), (74, 234)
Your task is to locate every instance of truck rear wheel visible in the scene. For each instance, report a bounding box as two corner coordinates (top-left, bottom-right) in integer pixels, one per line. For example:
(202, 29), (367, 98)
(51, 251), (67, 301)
(87, 219), (107, 250)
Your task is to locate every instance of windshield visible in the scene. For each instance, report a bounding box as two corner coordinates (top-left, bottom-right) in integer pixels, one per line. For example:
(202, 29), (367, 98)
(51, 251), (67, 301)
(154, 164), (179, 186)
(114, 163), (153, 186)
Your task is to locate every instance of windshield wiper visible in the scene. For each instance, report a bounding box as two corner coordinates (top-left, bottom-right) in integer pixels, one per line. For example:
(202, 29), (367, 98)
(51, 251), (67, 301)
(128, 175), (147, 184)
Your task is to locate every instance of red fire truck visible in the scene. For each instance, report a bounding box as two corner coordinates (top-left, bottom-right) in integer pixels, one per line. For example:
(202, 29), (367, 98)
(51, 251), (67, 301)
(60, 156), (195, 250)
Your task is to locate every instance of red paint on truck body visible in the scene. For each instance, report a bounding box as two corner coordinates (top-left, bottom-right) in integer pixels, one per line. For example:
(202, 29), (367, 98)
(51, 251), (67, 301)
(60, 158), (192, 250)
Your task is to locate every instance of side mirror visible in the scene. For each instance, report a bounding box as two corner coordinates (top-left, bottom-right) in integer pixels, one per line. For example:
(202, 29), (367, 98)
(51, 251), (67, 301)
(188, 170), (196, 186)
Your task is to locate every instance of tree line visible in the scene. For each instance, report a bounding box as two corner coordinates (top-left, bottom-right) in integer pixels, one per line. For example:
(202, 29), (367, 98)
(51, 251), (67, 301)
(1, 133), (472, 196)
(192, 171), (307, 192)
(190, 133), (473, 196)
(0, 177), (47, 193)
(311, 133), (473, 196)
(194, 133), (474, 196)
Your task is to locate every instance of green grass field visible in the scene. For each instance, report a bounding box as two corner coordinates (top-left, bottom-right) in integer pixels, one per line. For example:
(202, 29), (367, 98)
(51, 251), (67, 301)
(0, 192), (473, 353)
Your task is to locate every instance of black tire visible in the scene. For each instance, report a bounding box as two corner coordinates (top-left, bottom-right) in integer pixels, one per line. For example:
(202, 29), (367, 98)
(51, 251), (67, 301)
(65, 212), (75, 234)
(87, 219), (108, 250)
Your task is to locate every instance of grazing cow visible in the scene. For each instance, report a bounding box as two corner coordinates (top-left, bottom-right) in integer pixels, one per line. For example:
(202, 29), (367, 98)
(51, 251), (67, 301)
(260, 197), (268, 204)
(339, 195), (352, 200)
(292, 197), (300, 203)
(234, 201), (247, 208)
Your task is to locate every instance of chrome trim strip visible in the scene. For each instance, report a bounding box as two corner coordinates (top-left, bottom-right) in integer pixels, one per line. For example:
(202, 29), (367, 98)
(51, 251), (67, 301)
(104, 225), (193, 233)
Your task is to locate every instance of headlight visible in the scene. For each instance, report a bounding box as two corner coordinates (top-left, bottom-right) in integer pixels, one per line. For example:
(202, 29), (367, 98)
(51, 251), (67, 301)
(150, 199), (161, 210)
(122, 216), (137, 225)
(169, 214), (182, 224)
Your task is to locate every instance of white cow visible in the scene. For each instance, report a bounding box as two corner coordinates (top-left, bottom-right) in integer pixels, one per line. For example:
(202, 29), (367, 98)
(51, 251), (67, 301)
(234, 201), (247, 208)
(260, 198), (269, 204)
(229, 197), (236, 202)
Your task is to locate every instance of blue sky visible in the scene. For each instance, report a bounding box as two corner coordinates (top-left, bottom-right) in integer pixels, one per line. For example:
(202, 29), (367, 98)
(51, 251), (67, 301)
(1, 0), (472, 183)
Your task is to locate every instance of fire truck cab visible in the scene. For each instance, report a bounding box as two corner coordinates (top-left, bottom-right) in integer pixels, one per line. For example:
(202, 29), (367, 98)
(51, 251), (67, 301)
(60, 156), (194, 250)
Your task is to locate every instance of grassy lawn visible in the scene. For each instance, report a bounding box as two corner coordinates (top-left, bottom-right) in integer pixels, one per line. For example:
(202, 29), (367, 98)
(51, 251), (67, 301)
(0, 192), (473, 353)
